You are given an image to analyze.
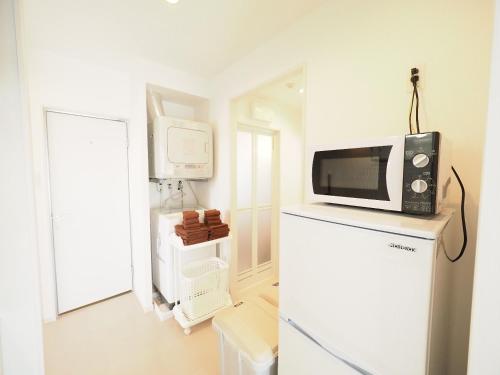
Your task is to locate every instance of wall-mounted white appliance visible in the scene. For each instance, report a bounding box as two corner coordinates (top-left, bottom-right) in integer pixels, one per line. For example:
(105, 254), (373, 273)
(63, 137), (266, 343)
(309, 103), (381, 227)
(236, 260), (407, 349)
(148, 116), (213, 180)
(279, 203), (453, 375)
(309, 132), (451, 215)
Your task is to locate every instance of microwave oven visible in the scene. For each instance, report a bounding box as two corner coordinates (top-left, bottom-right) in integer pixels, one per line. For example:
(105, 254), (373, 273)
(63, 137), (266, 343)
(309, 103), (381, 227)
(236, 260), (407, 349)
(309, 132), (451, 215)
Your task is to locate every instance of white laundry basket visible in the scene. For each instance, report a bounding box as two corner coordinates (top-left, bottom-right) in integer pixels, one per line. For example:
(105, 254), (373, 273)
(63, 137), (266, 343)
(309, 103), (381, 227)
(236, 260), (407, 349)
(180, 257), (229, 320)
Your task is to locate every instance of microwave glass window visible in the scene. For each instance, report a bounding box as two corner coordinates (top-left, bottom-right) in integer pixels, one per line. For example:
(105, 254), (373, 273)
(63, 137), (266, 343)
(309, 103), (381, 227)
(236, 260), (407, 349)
(320, 156), (380, 190)
(312, 146), (391, 201)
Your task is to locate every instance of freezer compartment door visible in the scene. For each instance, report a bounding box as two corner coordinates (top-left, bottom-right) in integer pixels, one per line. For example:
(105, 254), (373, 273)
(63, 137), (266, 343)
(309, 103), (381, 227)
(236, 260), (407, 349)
(280, 212), (437, 375)
(279, 319), (360, 375)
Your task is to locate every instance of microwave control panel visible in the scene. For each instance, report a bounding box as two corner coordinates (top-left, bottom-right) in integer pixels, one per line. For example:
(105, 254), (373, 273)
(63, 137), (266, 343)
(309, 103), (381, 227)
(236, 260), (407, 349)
(402, 132), (440, 215)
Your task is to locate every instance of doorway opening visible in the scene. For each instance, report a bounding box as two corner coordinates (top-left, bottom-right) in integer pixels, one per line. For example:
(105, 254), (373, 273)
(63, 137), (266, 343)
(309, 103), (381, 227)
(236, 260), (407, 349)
(230, 67), (306, 294)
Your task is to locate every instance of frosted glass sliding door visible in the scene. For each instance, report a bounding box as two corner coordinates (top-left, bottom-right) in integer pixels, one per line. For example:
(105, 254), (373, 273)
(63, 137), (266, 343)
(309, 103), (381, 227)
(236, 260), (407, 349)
(235, 127), (277, 286)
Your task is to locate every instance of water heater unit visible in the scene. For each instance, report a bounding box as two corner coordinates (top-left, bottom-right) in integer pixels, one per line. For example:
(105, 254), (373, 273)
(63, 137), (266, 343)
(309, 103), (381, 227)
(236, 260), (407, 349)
(148, 116), (213, 180)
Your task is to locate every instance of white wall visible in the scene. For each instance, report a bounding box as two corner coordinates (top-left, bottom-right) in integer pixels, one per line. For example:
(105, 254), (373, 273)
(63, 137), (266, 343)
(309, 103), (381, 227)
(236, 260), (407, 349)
(266, 102), (303, 206)
(0, 0), (44, 373)
(210, 1), (494, 373)
(234, 95), (304, 206)
(467, 0), (500, 373)
(20, 0), (212, 318)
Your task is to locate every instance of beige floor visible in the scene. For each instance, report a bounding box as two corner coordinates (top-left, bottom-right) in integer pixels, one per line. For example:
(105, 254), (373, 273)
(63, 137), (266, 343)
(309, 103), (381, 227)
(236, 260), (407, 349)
(43, 293), (219, 375)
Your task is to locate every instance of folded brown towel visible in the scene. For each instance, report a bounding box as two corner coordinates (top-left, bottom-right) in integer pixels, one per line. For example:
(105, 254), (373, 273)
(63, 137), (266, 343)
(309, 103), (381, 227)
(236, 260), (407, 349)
(175, 217), (230, 244)
(175, 220), (210, 245)
(175, 225), (209, 237)
(176, 227), (207, 234)
(180, 235), (208, 241)
(210, 232), (229, 237)
(205, 221), (222, 226)
(181, 228), (208, 235)
(183, 226), (202, 232)
(207, 222), (229, 240)
(204, 209), (220, 217)
(211, 228), (229, 233)
(207, 223), (227, 229)
(205, 216), (221, 221)
(183, 211), (199, 220)
(184, 226), (200, 230)
(210, 231), (229, 237)
(184, 223), (200, 228)
(209, 234), (229, 240)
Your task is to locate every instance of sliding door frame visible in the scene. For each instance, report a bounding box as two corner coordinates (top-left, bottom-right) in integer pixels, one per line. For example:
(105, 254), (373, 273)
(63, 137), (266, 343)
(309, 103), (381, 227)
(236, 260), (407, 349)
(230, 120), (280, 293)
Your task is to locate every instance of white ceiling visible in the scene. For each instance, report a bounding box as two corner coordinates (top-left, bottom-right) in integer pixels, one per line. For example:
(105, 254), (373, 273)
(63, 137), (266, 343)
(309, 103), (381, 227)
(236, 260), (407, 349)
(254, 69), (305, 111)
(23, 0), (324, 77)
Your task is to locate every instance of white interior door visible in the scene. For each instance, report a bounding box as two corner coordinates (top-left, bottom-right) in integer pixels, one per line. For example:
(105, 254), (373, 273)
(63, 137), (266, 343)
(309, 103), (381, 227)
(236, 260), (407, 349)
(47, 111), (132, 314)
(235, 126), (277, 288)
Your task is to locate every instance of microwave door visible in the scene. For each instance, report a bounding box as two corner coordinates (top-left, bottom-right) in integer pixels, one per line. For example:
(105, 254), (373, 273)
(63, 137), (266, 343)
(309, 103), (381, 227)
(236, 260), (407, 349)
(311, 140), (404, 211)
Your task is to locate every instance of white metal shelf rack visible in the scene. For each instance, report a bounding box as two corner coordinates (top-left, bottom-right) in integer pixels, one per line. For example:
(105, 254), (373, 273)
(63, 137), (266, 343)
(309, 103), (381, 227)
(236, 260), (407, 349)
(170, 234), (232, 335)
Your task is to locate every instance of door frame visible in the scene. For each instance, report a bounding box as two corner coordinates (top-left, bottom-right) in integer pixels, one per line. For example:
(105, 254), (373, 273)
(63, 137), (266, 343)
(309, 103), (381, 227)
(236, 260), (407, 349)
(228, 65), (308, 295)
(230, 120), (280, 292)
(44, 108), (134, 315)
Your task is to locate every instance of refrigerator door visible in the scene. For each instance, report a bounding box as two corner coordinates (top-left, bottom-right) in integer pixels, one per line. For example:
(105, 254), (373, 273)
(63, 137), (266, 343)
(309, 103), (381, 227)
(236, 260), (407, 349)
(280, 212), (437, 375)
(279, 319), (360, 375)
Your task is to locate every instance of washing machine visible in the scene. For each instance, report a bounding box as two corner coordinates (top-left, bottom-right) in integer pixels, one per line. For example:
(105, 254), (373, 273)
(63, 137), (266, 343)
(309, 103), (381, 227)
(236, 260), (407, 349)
(150, 207), (216, 304)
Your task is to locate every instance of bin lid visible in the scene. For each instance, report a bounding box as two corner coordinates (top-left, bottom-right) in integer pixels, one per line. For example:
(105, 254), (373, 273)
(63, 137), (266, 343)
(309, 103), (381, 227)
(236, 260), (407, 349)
(213, 296), (278, 366)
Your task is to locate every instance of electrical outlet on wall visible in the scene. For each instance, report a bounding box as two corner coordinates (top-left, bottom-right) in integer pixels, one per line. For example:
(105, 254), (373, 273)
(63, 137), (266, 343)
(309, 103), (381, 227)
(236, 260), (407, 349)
(406, 64), (426, 93)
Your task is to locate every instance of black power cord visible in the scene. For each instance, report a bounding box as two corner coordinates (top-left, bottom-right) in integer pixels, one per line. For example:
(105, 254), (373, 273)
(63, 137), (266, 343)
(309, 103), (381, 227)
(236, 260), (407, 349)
(444, 167), (468, 262)
(408, 67), (467, 262)
(409, 68), (421, 134)
(414, 84), (420, 133)
(408, 89), (416, 134)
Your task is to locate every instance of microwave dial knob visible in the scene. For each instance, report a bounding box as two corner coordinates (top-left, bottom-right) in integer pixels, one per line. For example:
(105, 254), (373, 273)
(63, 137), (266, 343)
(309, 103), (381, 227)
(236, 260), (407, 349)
(411, 179), (428, 194)
(412, 153), (430, 168)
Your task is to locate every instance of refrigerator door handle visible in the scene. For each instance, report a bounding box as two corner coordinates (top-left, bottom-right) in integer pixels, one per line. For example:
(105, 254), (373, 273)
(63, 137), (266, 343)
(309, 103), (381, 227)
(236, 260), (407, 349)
(285, 318), (374, 375)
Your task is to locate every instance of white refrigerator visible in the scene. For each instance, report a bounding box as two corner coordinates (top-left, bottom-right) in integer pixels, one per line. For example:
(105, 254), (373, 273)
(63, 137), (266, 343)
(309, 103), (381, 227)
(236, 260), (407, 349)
(279, 204), (453, 375)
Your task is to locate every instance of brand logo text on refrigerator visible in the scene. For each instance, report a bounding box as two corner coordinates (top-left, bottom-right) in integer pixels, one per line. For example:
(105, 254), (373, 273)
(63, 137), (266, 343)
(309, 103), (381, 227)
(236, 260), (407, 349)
(389, 243), (416, 252)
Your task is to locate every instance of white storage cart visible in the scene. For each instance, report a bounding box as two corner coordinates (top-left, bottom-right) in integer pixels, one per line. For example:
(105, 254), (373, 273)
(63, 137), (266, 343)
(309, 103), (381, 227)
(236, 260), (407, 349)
(170, 234), (232, 335)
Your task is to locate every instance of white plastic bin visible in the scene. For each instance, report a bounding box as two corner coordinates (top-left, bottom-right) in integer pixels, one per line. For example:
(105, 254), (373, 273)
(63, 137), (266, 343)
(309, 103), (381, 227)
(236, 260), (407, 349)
(180, 257), (229, 320)
(213, 296), (278, 375)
